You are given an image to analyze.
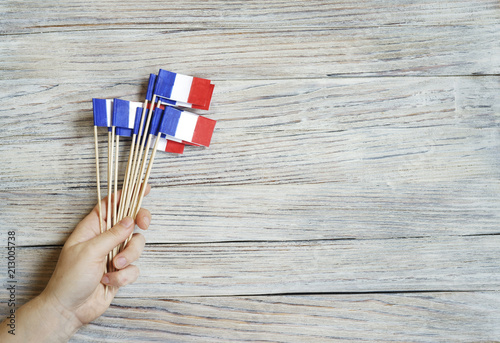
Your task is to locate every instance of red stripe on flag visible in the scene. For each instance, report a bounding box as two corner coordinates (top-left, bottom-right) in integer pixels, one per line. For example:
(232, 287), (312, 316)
(190, 84), (215, 110)
(187, 77), (213, 108)
(164, 140), (185, 154)
(191, 116), (216, 147)
(145, 103), (165, 110)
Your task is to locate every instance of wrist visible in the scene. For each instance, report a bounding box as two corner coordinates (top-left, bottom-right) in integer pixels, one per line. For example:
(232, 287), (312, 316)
(32, 291), (83, 342)
(0, 292), (83, 343)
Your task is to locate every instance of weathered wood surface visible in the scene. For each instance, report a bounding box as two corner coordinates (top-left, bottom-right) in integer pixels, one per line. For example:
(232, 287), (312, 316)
(1, 77), (499, 245)
(71, 293), (500, 342)
(3, 0), (500, 34)
(2, 26), (498, 81)
(4, 236), (500, 303)
(1, 0), (499, 341)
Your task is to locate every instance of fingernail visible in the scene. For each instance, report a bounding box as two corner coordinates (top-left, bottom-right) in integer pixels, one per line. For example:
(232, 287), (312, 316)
(120, 217), (134, 229)
(143, 215), (150, 228)
(115, 257), (127, 269)
(101, 275), (110, 285)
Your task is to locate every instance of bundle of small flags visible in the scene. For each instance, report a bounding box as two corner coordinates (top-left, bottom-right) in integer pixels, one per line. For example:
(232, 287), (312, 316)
(92, 69), (216, 280)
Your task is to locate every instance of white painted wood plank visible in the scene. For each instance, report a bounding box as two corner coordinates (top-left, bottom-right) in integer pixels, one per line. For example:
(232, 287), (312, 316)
(1, 26), (498, 81)
(1, 181), (499, 245)
(1, 1), (498, 341)
(2, 0), (499, 34)
(1, 77), (498, 189)
(3, 236), (499, 301)
(69, 293), (500, 342)
(1, 77), (498, 245)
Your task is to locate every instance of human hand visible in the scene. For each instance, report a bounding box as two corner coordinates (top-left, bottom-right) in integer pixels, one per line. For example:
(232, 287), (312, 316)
(0, 186), (151, 342)
(44, 185), (151, 324)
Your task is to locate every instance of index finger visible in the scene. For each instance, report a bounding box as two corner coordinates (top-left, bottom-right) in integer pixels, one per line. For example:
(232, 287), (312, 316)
(67, 184), (151, 246)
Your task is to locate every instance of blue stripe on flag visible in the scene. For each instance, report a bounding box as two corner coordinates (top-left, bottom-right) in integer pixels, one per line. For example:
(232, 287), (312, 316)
(154, 69), (176, 99)
(92, 98), (109, 127)
(159, 106), (182, 137)
(133, 107), (143, 135)
(113, 99), (131, 128)
(150, 107), (164, 136)
(116, 127), (133, 137)
(146, 74), (157, 101)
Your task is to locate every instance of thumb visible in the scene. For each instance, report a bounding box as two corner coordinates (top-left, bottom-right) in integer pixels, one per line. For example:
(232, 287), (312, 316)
(89, 217), (135, 258)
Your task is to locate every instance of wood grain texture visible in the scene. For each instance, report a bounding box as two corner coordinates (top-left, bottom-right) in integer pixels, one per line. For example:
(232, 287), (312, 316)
(1, 0), (499, 341)
(70, 293), (500, 342)
(2, 0), (499, 33)
(1, 27), (499, 81)
(3, 236), (500, 301)
(1, 181), (500, 245)
(1, 77), (498, 245)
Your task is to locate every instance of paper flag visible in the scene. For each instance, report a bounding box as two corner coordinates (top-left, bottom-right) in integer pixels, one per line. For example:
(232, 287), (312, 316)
(113, 99), (143, 130)
(152, 135), (185, 154)
(153, 69), (214, 110)
(159, 106), (216, 147)
(92, 98), (113, 127)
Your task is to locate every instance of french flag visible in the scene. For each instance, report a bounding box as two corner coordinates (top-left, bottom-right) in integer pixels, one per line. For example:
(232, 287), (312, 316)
(115, 106), (144, 138)
(158, 98), (208, 111)
(146, 73), (156, 102)
(159, 106), (216, 147)
(92, 98), (113, 127)
(147, 107), (185, 154)
(153, 69), (214, 110)
(113, 99), (143, 130)
(153, 136), (185, 154)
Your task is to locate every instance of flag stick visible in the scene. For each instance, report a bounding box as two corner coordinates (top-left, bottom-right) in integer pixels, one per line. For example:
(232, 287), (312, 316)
(107, 128), (115, 275)
(117, 134), (135, 221)
(118, 100), (153, 255)
(113, 134), (119, 227)
(123, 134), (160, 249)
(122, 102), (148, 219)
(93, 126), (107, 283)
(107, 131), (113, 231)
(133, 134), (159, 217)
(112, 134), (120, 261)
(128, 131), (152, 219)
(104, 129), (113, 296)
(126, 96), (156, 218)
(127, 122), (154, 217)
(93, 126), (104, 235)
(115, 132), (138, 254)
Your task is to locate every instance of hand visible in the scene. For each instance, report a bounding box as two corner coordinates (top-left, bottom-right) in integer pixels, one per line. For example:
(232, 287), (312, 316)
(0, 186), (152, 342)
(44, 185), (151, 324)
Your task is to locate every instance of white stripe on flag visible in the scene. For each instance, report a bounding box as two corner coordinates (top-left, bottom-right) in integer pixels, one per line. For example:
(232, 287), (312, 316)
(174, 100), (193, 108)
(156, 137), (167, 151)
(158, 98), (194, 109)
(170, 74), (193, 103)
(152, 136), (183, 150)
(105, 99), (113, 127)
(175, 111), (198, 142)
(128, 101), (143, 129)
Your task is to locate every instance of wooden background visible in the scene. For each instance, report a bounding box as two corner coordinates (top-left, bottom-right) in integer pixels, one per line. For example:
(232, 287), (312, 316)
(1, 1), (499, 341)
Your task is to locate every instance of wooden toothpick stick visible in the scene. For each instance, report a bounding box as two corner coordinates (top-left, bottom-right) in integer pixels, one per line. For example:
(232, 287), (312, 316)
(107, 130), (113, 232)
(122, 133), (161, 249)
(93, 126), (104, 235)
(117, 134), (135, 222)
(107, 128), (115, 275)
(94, 125), (108, 288)
(113, 134), (119, 227)
(122, 103), (148, 220)
(111, 133), (120, 261)
(126, 97), (156, 218)
(133, 133), (159, 217)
